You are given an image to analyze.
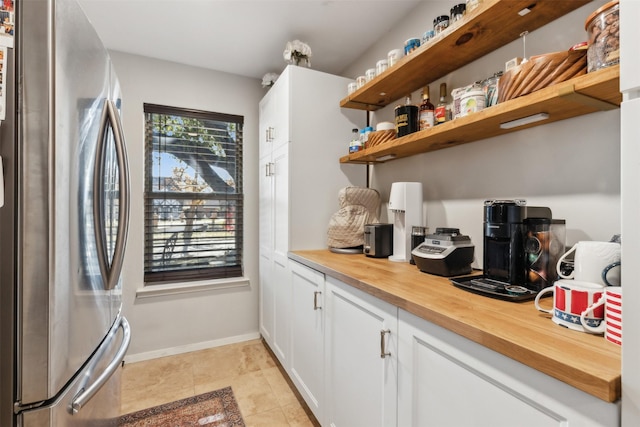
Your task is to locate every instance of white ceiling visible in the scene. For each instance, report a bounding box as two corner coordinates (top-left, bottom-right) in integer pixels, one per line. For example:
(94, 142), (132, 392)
(77, 0), (423, 81)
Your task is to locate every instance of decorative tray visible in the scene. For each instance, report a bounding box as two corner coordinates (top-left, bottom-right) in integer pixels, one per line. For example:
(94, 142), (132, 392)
(450, 275), (538, 302)
(365, 129), (395, 148)
(498, 48), (587, 103)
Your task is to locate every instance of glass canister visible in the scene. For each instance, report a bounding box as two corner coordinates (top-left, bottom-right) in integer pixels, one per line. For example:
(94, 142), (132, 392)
(434, 15), (450, 34)
(482, 71), (503, 108)
(388, 48), (404, 67)
(404, 38), (421, 55)
(422, 30), (435, 46)
(466, 0), (481, 12)
(450, 4), (466, 22)
(376, 59), (388, 75)
(584, 0), (619, 73)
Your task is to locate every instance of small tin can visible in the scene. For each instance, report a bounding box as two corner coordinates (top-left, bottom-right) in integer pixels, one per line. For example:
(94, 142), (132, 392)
(388, 48), (404, 66)
(433, 15), (450, 34)
(422, 30), (435, 45)
(404, 38), (421, 55)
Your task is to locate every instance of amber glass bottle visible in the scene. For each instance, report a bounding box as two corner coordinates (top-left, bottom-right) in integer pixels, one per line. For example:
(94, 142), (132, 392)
(418, 86), (435, 130)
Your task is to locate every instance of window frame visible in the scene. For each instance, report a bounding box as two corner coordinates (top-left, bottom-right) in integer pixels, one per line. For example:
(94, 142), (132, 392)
(143, 103), (244, 285)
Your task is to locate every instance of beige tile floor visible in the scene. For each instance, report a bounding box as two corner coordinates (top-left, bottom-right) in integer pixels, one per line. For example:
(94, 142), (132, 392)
(120, 339), (319, 427)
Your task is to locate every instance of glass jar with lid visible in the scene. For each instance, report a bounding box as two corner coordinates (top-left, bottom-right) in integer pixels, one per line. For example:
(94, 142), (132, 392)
(433, 15), (450, 35)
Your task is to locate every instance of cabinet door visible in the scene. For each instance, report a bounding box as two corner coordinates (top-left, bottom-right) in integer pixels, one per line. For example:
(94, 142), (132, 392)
(272, 143), (289, 267)
(258, 154), (274, 345)
(270, 143), (290, 366)
(398, 309), (619, 427)
(290, 261), (325, 423)
(258, 153), (273, 259)
(258, 90), (273, 159)
(326, 276), (398, 427)
(259, 79), (289, 157)
(620, 0), (640, 92)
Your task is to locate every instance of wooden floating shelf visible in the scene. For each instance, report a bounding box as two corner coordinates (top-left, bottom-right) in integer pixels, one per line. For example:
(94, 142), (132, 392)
(340, 65), (620, 164)
(339, 0), (592, 111)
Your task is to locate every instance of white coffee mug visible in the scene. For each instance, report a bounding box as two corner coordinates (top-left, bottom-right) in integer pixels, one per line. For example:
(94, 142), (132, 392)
(580, 286), (622, 345)
(534, 279), (605, 332)
(556, 241), (621, 286)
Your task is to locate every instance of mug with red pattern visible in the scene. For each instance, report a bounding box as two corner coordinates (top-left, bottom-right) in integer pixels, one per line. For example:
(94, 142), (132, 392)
(534, 279), (605, 332)
(580, 286), (622, 345)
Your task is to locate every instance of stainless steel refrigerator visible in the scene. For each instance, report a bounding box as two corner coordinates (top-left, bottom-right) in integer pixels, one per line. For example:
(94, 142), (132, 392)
(0, 0), (131, 425)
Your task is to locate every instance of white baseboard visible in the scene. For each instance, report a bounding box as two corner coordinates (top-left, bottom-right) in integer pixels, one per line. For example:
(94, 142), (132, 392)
(123, 332), (262, 364)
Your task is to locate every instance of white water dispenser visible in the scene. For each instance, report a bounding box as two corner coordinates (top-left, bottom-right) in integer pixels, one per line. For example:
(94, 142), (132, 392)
(388, 182), (423, 262)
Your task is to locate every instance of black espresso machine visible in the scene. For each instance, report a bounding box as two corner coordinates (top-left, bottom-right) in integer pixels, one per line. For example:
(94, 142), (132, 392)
(452, 200), (566, 301)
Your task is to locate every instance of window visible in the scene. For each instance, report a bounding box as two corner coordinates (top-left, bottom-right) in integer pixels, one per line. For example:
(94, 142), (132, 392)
(143, 103), (243, 284)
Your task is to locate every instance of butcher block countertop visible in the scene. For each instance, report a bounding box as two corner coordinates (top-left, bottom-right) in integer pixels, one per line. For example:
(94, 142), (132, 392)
(289, 249), (621, 403)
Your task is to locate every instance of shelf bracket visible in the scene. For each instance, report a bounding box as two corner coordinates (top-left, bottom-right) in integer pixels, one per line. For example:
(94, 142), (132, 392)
(557, 84), (618, 111)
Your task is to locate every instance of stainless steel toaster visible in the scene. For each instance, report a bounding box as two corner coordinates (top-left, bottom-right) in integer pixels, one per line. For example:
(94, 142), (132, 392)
(363, 223), (393, 258)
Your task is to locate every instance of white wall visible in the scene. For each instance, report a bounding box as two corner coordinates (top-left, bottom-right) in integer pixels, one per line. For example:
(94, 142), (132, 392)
(109, 51), (264, 360)
(341, 0), (620, 268)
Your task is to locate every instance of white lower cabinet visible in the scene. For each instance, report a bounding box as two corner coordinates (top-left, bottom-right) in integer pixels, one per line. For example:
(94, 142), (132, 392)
(290, 261), (325, 423)
(397, 309), (620, 427)
(325, 276), (398, 427)
(286, 261), (619, 427)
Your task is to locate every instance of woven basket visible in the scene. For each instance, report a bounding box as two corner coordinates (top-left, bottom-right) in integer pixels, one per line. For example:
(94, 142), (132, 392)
(498, 49), (587, 103)
(366, 130), (396, 148)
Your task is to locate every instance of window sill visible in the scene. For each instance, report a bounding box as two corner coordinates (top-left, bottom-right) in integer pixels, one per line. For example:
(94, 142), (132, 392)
(136, 277), (250, 299)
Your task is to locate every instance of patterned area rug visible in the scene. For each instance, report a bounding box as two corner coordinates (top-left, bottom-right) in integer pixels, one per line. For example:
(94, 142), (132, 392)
(118, 386), (245, 426)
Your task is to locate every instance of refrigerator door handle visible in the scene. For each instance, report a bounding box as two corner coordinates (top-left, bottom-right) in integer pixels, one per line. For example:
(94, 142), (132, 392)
(71, 316), (131, 414)
(93, 98), (131, 290)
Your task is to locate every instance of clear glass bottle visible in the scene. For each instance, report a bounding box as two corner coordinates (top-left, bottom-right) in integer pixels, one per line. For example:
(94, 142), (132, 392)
(418, 86), (435, 130)
(348, 128), (361, 153)
(435, 83), (448, 125)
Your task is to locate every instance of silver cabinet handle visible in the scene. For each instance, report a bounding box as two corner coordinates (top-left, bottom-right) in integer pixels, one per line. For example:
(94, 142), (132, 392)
(380, 329), (391, 358)
(313, 291), (322, 310)
(264, 162), (275, 177)
(71, 316), (131, 414)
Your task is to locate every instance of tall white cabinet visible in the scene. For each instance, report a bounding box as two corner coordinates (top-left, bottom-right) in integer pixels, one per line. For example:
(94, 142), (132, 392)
(258, 65), (365, 369)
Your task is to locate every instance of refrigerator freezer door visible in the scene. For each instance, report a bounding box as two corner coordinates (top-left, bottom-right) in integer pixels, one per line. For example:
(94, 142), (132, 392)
(17, 0), (123, 406)
(19, 316), (131, 427)
(620, 0), (640, 93)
